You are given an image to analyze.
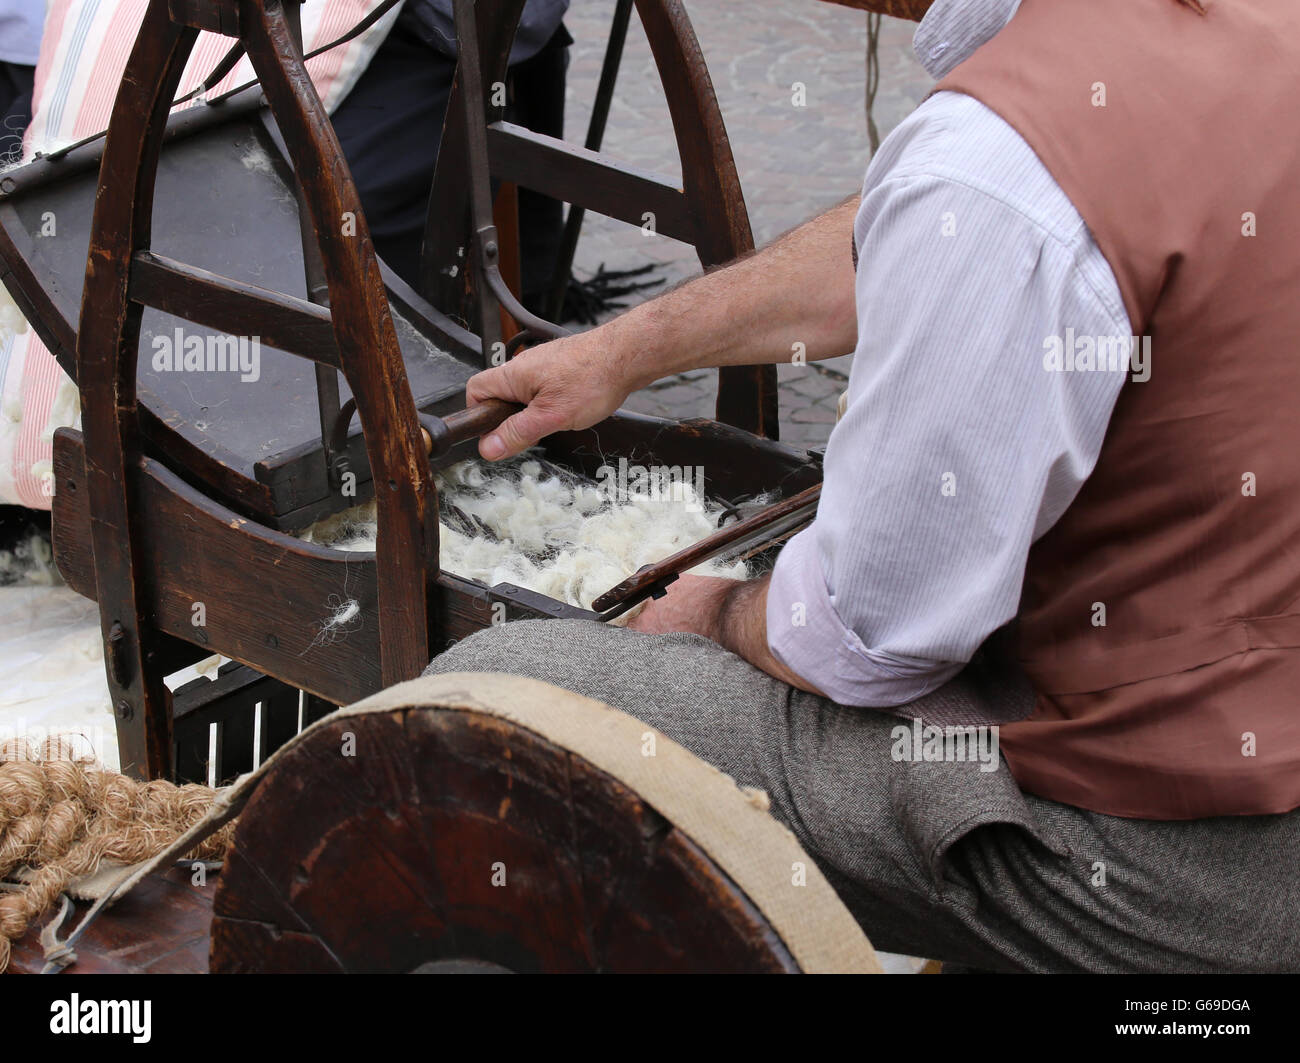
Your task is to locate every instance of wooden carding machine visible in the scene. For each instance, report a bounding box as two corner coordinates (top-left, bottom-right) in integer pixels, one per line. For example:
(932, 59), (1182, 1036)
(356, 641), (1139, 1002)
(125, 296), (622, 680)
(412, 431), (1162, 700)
(0, 0), (824, 786)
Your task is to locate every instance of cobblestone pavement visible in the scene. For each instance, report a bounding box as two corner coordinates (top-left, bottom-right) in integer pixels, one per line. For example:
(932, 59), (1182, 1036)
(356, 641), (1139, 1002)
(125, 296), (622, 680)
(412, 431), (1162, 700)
(560, 1), (934, 450)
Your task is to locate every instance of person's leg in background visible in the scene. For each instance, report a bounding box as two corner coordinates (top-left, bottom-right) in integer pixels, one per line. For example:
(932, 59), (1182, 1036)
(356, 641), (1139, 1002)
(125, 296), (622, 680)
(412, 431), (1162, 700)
(506, 25), (571, 314)
(0, 61), (33, 164)
(0, 5), (46, 549)
(328, 16), (457, 289)
(0, 0), (44, 164)
(329, 12), (570, 296)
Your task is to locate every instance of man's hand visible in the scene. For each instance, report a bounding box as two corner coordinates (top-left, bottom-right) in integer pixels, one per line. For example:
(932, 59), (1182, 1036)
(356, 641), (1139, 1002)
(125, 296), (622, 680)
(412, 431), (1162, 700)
(469, 332), (635, 460)
(468, 197), (860, 460)
(628, 573), (825, 696)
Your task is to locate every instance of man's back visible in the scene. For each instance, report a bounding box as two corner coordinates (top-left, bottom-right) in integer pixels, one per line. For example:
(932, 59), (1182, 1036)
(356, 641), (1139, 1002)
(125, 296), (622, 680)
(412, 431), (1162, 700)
(941, 0), (1300, 817)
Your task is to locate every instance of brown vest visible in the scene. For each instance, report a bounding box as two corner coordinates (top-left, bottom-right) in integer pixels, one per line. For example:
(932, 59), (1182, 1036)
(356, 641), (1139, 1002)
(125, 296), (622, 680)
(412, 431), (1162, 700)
(936, 0), (1300, 818)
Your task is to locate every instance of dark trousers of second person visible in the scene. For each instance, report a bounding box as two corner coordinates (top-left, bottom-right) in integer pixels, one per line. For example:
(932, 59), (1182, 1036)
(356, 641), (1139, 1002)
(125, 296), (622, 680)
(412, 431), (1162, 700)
(0, 60), (34, 166)
(329, 14), (568, 310)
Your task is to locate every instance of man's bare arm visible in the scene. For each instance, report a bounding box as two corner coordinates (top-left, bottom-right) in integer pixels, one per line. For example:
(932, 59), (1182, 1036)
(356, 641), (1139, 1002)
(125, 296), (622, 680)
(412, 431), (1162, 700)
(615, 194), (861, 378)
(470, 197), (860, 459)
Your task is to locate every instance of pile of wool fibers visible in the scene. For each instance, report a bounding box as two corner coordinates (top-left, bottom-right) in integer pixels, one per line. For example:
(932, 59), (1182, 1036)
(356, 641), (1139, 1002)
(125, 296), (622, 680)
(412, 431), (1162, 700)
(302, 455), (748, 611)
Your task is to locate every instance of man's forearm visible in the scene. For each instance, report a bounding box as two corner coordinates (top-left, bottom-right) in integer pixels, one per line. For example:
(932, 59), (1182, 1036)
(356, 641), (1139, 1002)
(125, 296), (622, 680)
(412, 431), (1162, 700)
(631, 573), (825, 695)
(708, 575), (825, 695)
(608, 197), (860, 390)
(465, 196), (859, 458)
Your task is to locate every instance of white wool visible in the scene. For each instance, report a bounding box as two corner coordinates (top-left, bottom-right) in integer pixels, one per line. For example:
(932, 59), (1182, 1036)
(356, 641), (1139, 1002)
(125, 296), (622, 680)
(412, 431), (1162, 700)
(42, 373), (82, 441)
(304, 595), (364, 649)
(302, 455), (748, 610)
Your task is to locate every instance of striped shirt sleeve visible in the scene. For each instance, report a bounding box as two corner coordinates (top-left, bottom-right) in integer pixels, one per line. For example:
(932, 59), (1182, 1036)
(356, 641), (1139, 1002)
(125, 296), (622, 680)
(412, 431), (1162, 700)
(766, 92), (1132, 707)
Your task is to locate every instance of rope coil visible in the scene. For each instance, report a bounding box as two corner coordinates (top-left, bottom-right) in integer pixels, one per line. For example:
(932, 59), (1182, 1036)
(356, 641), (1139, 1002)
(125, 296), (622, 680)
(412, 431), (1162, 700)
(0, 737), (233, 972)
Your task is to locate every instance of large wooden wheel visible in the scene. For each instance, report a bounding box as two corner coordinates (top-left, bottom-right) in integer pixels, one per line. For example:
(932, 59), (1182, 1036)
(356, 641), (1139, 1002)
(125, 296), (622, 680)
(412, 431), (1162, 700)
(209, 673), (879, 973)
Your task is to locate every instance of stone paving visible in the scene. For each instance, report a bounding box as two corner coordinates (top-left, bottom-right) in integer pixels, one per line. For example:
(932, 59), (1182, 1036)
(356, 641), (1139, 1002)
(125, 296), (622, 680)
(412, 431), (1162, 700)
(560, 1), (934, 449)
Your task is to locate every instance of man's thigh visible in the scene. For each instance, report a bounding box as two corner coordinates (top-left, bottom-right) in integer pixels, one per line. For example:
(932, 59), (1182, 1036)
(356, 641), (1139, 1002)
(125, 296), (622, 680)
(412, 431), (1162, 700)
(425, 619), (1048, 966)
(330, 23), (455, 284)
(426, 618), (1300, 972)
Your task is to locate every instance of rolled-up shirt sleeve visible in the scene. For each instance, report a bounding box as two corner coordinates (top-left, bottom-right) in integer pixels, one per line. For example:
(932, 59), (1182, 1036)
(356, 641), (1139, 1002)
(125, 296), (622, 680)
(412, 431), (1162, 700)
(766, 92), (1131, 707)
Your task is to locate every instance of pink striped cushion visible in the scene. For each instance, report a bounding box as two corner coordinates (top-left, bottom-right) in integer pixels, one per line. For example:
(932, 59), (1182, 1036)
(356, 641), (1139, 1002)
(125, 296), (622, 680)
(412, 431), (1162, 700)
(0, 0), (398, 507)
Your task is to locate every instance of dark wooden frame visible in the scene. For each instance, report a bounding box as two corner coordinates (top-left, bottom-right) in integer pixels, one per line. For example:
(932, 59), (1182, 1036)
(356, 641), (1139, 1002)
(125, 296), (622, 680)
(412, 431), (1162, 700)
(76, 0), (436, 777)
(0, 89), (488, 531)
(25, 0), (819, 781)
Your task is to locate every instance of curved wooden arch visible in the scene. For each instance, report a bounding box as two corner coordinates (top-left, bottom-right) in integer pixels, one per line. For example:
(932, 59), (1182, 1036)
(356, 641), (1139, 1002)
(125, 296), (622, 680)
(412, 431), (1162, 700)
(421, 0), (778, 437)
(77, 0), (437, 777)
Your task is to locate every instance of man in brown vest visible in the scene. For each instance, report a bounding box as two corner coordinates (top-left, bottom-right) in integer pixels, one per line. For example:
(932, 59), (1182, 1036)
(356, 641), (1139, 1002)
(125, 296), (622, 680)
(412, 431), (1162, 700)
(428, 0), (1300, 970)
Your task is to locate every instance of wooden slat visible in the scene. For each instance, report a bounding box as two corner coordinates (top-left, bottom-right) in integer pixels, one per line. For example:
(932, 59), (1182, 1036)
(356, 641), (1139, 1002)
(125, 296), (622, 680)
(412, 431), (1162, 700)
(260, 683), (302, 760)
(0, 210), (78, 364)
(173, 675), (217, 784)
(244, 0), (437, 691)
(51, 430), (587, 709)
(73, 0), (199, 781)
(302, 693), (337, 727)
(129, 250), (341, 367)
(485, 121), (695, 242)
(54, 430), (384, 705)
(5, 865), (213, 974)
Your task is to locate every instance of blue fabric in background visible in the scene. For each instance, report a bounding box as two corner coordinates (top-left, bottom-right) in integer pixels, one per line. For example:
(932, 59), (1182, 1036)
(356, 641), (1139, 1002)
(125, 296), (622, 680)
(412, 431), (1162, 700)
(403, 0), (570, 64)
(0, 0), (45, 67)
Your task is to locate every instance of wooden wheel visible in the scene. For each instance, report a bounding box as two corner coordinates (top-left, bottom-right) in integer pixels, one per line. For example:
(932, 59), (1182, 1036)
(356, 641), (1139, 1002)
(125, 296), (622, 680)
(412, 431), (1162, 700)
(209, 673), (879, 973)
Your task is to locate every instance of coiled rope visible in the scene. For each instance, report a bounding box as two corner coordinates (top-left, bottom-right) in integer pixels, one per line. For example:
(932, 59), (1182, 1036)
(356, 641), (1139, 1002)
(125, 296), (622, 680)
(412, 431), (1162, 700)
(0, 737), (233, 972)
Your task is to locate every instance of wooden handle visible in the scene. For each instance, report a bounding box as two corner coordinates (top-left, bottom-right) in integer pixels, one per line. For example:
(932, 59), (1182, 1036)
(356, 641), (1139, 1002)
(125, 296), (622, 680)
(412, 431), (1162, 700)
(422, 399), (523, 458)
(591, 484), (822, 615)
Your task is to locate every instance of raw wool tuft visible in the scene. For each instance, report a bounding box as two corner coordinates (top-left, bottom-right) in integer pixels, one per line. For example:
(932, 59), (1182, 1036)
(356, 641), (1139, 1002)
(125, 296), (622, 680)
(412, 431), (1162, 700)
(306, 596), (363, 649)
(302, 455), (750, 611)
(325, 599), (361, 629)
(0, 739), (232, 972)
(0, 282), (27, 349)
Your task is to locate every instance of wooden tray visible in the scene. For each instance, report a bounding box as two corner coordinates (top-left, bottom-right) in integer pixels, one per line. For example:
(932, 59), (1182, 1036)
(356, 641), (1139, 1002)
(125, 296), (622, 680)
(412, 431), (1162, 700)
(0, 91), (484, 531)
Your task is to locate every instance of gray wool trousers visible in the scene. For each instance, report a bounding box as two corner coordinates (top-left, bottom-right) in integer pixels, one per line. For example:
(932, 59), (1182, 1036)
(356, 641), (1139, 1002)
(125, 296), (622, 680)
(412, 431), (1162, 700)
(426, 618), (1300, 973)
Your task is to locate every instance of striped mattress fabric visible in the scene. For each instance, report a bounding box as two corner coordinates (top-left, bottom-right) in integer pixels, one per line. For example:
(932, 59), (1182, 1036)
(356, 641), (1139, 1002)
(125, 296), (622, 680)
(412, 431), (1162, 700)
(0, 0), (401, 508)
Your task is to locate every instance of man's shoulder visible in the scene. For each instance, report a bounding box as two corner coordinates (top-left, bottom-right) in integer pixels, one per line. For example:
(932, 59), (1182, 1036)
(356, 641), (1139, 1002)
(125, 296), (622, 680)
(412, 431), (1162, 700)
(867, 91), (1089, 251)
